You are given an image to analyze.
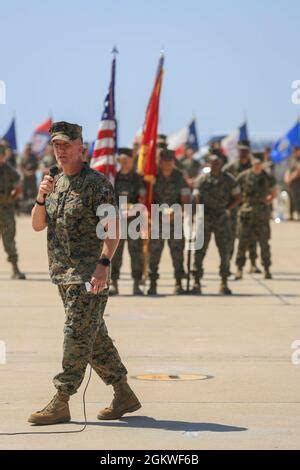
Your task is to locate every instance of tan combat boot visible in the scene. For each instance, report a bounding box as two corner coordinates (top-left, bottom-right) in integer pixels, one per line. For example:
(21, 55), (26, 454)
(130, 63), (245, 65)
(219, 279), (232, 295)
(133, 279), (144, 296)
(249, 263), (262, 274)
(191, 283), (202, 295)
(191, 275), (202, 295)
(235, 268), (243, 280)
(173, 279), (185, 295)
(109, 280), (119, 296)
(147, 279), (157, 296)
(28, 391), (70, 425)
(11, 262), (26, 280)
(97, 376), (141, 420)
(264, 269), (272, 279)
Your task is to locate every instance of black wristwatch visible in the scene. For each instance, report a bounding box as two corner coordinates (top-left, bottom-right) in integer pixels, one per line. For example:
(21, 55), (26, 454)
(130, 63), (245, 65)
(97, 257), (111, 267)
(35, 199), (46, 206)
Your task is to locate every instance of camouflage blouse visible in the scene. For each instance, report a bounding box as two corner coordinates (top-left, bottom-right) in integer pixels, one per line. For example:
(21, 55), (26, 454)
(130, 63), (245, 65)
(0, 162), (20, 205)
(193, 171), (239, 215)
(45, 163), (118, 284)
(237, 169), (276, 214)
(153, 168), (190, 206)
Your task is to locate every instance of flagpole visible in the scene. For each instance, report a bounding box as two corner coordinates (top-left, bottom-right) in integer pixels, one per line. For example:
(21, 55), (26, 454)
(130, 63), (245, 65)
(110, 46), (118, 182)
(13, 112), (17, 153)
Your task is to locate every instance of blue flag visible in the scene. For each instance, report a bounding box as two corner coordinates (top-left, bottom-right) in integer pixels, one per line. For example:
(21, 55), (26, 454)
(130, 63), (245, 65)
(88, 140), (95, 157)
(239, 121), (248, 141)
(2, 118), (17, 151)
(187, 119), (199, 151)
(271, 121), (300, 164)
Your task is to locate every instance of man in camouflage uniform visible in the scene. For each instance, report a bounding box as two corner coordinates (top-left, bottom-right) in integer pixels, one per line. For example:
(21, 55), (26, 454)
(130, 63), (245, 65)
(235, 153), (277, 280)
(192, 153), (240, 295)
(148, 148), (191, 295)
(179, 144), (200, 187)
(223, 140), (261, 275)
(109, 148), (146, 296)
(0, 139), (17, 168)
(40, 143), (57, 177)
(0, 144), (26, 279)
(284, 146), (300, 220)
(19, 143), (39, 200)
(208, 139), (228, 167)
(28, 122), (141, 425)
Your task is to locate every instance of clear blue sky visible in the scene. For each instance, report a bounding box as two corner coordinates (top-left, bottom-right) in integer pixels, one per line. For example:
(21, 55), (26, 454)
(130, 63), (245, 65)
(0, 0), (299, 150)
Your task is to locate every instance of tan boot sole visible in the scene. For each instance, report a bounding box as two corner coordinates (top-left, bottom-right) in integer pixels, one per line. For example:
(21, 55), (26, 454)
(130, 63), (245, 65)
(97, 402), (141, 420)
(28, 414), (71, 425)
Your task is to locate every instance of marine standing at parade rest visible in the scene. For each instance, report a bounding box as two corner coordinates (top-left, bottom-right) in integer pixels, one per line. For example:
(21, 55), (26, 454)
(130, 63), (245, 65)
(19, 143), (38, 200)
(284, 145), (300, 221)
(148, 148), (191, 295)
(179, 144), (200, 187)
(109, 147), (146, 296)
(235, 153), (277, 280)
(0, 144), (26, 279)
(192, 153), (241, 295)
(223, 139), (261, 275)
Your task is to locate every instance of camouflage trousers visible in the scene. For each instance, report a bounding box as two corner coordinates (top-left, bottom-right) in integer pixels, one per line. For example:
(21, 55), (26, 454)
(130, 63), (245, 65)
(236, 210), (271, 269)
(53, 284), (128, 396)
(193, 212), (230, 281)
(0, 205), (18, 264)
(148, 222), (185, 282)
(111, 236), (144, 281)
(229, 208), (257, 264)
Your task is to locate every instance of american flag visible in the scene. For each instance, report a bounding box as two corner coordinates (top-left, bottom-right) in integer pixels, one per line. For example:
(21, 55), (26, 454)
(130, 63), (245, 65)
(90, 52), (117, 181)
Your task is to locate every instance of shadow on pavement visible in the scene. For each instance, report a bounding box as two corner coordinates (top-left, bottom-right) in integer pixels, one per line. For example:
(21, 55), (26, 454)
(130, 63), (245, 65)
(72, 416), (248, 433)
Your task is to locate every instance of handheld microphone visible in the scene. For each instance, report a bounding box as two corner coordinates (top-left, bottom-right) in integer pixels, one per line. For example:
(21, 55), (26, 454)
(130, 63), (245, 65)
(49, 165), (59, 178)
(43, 165), (59, 199)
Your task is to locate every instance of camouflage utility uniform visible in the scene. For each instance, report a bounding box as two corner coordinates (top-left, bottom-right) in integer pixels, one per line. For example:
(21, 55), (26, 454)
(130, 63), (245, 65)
(179, 156), (200, 179)
(288, 160), (300, 217)
(20, 153), (38, 200)
(148, 168), (190, 294)
(223, 159), (258, 268)
(236, 169), (276, 275)
(110, 170), (145, 294)
(46, 162), (128, 395)
(0, 162), (20, 266)
(192, 169), (240, 294)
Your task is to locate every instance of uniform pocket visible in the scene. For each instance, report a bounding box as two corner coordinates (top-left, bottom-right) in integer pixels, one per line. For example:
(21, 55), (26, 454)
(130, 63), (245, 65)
(46, 193), (59, 221)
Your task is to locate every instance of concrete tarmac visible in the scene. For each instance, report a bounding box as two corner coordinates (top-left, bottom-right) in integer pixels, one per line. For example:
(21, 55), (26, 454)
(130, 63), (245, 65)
(0, 215), (299, 449)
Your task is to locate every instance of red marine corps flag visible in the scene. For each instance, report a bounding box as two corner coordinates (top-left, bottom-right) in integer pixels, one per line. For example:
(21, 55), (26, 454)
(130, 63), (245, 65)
(137, 54), (164, 210)
(90, 48), (118, 182)
(137, 55), (164, 282)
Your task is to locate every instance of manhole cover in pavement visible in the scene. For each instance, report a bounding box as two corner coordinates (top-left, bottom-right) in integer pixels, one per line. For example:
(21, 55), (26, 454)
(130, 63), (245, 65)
(133, 373), (209, 381)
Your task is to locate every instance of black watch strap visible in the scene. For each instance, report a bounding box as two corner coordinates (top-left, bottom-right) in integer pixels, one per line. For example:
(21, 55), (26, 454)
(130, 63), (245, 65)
(35, 199), (46, 206)
(97, 257), (111, 267)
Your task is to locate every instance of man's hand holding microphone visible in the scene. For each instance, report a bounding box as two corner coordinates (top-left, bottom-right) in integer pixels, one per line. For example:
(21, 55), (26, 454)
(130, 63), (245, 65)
(36, 166), (59, 204)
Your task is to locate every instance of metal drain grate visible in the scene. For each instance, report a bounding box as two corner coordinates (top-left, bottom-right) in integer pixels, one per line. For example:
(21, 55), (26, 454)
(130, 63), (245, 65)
(133, 373), (210, 381)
